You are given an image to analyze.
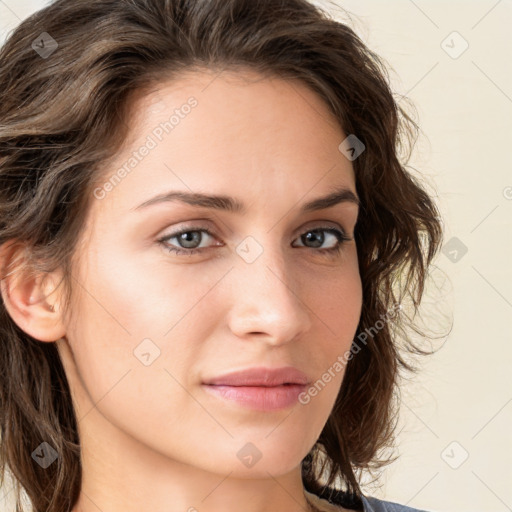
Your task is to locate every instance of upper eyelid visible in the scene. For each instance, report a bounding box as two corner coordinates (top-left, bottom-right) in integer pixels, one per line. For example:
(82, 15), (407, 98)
(161, 218), (350, 236)
(160, 222), (351, 246)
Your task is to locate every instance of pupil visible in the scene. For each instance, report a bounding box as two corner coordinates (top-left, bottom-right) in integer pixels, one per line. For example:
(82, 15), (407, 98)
(305, 230), (323, 248)
(180, 231), (200, 248)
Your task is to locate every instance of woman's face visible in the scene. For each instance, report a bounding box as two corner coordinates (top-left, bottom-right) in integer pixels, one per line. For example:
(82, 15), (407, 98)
(57, 69), (362, 481)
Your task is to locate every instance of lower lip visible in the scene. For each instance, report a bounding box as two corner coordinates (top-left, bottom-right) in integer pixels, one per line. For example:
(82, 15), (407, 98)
(202, 384), (307, 411)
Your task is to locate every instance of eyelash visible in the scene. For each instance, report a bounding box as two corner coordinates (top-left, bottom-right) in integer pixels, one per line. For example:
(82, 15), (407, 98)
(157, 225), (353, 257)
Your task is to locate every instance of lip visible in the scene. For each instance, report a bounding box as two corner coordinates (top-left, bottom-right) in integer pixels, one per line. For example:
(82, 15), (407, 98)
(202, 366), (310, 387)
(201, 366), (310, 412)
(202, 383), (307, 411)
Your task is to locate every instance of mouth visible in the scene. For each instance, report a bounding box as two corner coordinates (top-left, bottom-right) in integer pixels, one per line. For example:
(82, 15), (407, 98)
(201, 383), (308, 411)
(202, 365), (310, 387)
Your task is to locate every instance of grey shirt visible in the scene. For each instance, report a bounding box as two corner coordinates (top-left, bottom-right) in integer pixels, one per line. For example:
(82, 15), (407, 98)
(361, 494), (430, 512)
(304, 488), (430, 512)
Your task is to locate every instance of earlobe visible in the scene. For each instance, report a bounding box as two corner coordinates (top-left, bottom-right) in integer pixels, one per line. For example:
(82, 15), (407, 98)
(0, 241), (66, 343)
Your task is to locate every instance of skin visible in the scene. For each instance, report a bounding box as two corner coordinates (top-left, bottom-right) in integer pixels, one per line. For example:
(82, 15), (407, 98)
(1, 69), (362, 512)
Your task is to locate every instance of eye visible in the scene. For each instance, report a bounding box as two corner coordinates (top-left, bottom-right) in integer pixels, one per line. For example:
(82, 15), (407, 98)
(157, 225), (218, 256)
(292, 228), (352, 255)
(157, 225), (353, 257)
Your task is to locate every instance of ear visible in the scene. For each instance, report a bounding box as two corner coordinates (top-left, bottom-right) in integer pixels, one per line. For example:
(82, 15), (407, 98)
(0, 240), (66, 343)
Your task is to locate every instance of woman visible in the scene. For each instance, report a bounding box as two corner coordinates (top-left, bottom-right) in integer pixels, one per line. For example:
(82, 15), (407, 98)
(0, 0), (443, 511)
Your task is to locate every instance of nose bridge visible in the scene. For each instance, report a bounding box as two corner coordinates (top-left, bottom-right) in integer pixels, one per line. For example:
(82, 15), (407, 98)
(227, 239), (312, 342)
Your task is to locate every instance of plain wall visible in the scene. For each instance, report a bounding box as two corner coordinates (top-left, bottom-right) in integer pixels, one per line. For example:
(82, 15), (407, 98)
(1, 1), (511, 511)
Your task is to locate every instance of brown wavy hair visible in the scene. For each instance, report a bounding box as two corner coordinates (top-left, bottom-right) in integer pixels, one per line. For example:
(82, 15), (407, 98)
(0, 0), (445, 511)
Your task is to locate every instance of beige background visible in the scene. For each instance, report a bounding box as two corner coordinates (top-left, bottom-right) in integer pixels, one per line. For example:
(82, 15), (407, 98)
(1, 1), (511, 511)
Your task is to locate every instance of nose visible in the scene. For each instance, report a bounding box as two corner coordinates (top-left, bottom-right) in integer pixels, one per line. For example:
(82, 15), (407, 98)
(227, 245), (312, 345)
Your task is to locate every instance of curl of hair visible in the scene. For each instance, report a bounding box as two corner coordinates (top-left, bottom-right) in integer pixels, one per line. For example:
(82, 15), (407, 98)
(0, 0), (445, 510)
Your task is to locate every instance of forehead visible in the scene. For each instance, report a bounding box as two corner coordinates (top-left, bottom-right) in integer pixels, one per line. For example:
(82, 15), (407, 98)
(89, 68), (356, 222)
(130, 67), (344, 146)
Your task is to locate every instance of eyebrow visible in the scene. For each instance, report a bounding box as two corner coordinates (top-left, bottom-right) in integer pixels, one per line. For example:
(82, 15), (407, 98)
(132, 185), (360, 214)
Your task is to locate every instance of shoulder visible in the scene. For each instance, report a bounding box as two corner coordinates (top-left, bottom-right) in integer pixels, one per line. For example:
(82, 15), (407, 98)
(361, 494), (431, 512)
(304, 487), (431, 512)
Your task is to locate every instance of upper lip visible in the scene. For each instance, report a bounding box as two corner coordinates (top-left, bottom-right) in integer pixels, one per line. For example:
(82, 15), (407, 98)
(202, 366), (310, 387)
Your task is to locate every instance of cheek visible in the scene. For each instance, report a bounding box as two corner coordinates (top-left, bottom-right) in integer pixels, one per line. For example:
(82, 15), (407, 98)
(65, 243), (222, 404)
(311, 254), (362, 340)
(63, 255), (212, 449)
(292, 258), (361, 411)
(74, 238), (213, 340)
